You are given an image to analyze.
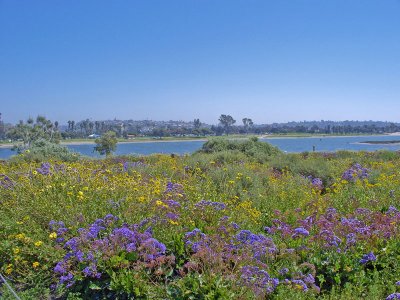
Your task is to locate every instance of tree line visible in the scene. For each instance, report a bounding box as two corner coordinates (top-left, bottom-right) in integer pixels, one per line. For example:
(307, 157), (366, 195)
(3, 115), (400, 143)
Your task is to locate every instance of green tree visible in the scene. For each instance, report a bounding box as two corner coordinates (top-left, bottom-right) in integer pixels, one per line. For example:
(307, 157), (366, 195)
(7, 116), (61, 152)
(193, 118), (201, 129)
(218, 114), (236, 134)
(94, 131), (118, 156)
(242, 118), (254, 133)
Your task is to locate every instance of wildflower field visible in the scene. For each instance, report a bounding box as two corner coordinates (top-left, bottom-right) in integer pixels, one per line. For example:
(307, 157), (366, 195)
(2, 140), (400, 299)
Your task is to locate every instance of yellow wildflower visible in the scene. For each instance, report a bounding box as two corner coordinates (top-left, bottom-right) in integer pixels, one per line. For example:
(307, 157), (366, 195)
(13, 248), (20, 254)
(15, 233), (25, 240)
(5, 264), (12, 275)
(32, 262), (40, 268)
(49, 232), (57, 239)
(32, 170), (38, 175)
(34, 241), (43, 247)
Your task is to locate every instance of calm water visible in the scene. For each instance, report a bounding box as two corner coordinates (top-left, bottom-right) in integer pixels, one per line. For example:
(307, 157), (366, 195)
(2, 135), (400, 159)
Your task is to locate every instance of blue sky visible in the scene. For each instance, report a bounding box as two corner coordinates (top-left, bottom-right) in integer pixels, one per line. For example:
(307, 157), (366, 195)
(1, 0), (399, 124)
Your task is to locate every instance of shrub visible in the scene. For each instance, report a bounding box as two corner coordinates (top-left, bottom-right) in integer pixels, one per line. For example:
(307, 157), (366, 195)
(9, 139), (80, 163)
(198, 137), (280, 162)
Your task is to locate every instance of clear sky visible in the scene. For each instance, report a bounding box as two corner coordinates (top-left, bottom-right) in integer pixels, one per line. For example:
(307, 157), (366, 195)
(1, 0), (399, 125)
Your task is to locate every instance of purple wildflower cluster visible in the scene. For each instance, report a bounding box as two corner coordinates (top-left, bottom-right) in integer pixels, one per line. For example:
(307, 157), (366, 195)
(54, 214), (171, 289)
(152, 184), (185, 224)
(262, 205), (400, 261)
(359, 251), (376, 265)
(194, 200), (226, 211)
(240, 265), (279, 296)
(235, 230), (277, 259)
(36, 162), (51, 175)
(122, 161), (146, 172)
(165, 181), (185, 195)
(341, 163), (369, 182)
(0, 174), (14, 189)
(307, 175), (323, 189)
(387, 293), (400, 300)
(49, 220), (69, 243)
(183, 219), (321, 295)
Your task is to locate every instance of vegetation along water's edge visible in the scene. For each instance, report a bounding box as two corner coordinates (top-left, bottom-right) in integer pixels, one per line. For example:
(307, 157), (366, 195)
(2, 137), (400, 299)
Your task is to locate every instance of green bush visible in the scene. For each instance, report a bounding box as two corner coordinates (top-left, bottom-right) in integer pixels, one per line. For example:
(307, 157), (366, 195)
(269, 153), (335, 186)
(9, 139), (80, 163)
(198, 137), (281, 162)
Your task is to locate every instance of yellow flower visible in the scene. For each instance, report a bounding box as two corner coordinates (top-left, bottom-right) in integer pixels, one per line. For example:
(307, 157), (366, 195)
(156, 200), (163, 206)
(169, 220), (179, 225)
(34, 241), (43, 247)
(49, 232), (57, 239)
(32, 262), (40, 268)
(32, 170), (38, 175)
(15, 233), (25, 240)
(5, 264), (12, 274)
(13, 247), (20, 254)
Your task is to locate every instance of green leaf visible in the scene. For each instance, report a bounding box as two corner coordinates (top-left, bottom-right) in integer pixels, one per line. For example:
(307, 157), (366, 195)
(89, 282), (101, 290)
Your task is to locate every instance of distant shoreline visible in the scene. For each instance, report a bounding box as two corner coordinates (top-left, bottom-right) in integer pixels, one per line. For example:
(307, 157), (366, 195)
(357, 140), (400, 145)
(0, 133), (397, 149)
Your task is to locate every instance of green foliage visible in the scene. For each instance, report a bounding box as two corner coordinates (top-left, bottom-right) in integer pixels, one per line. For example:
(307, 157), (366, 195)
(218, 114), (236, 134)
(94, 131), (118, 156)
(7, 116), (61, 152)
(198, 137), (281, 162)
(270, 153), (335, 186)
(167, 273), (238, 300)
(2, 150), (400, 299)
(9, 139), (80, 163)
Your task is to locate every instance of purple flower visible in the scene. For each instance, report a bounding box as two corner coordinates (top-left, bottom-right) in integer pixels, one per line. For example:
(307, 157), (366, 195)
(75, 250), (84, 262)
(60, 272), (73, 284)
(278, 267), (289, 276)
(311, 177), (323, 189)
(346, 233), (356, 247)
(195, 200), (226, 211)
(387, 293), (400, 300)
(241, 265), (279, 295)
(342, 163), (369, 182)
(166, 212), (179, 221)
(54, 262), (67, 274)
(126, 242), (137, 252)
(64, 238), (79, 251)
(360, 251), (376, 265)
(36, 162), (51, 175)
(292, 227), (309, 237)
(303, 274), (315, 285)
(165, 200), (181, 208)
(292, 279), (308, 291)
(388, 206), (399, 215)
(231, 222), (240, 230)
(0, 174), (14, 189)
(185, 228), (203, 239)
